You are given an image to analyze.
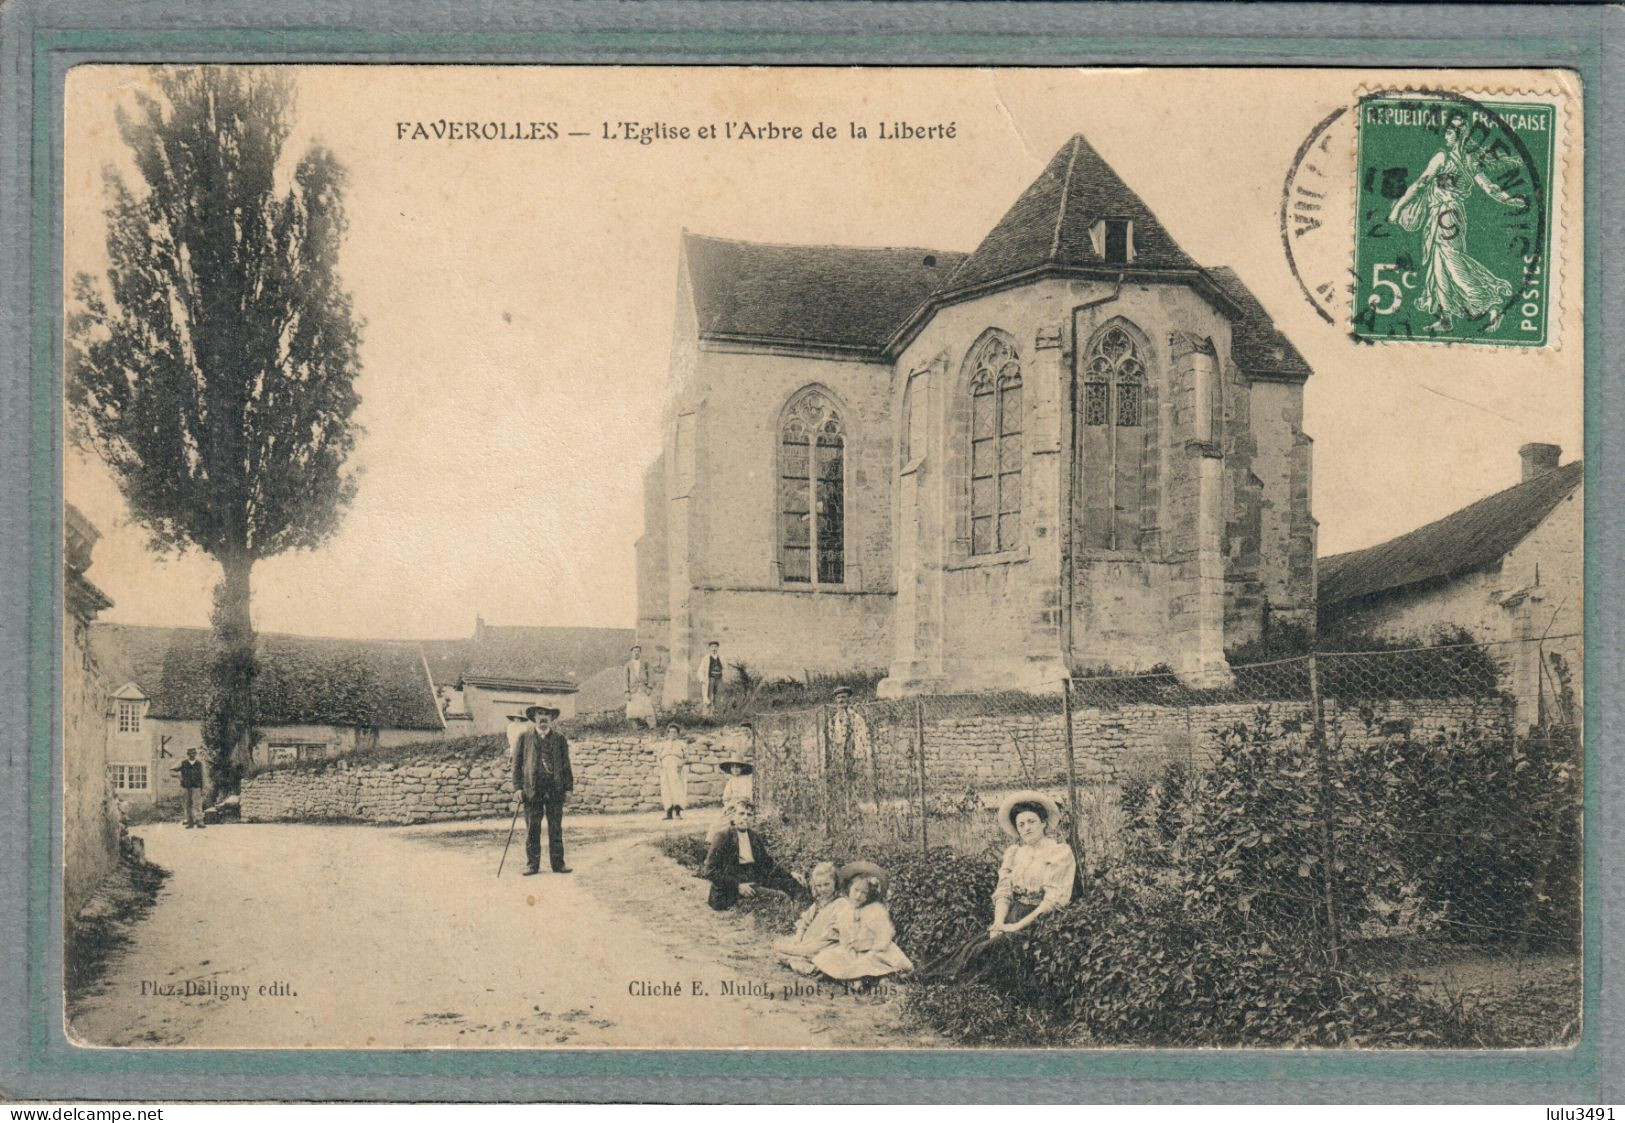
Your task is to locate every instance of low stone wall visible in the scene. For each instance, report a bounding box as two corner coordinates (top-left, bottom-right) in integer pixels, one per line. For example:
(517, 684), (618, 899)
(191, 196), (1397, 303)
(241, 729), (752, 824)
(918, 696), (1506, 789)
(758, 695), (1511, 800)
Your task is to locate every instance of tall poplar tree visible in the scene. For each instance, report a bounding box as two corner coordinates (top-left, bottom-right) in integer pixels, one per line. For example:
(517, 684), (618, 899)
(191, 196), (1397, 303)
(68, 68), (363, 799)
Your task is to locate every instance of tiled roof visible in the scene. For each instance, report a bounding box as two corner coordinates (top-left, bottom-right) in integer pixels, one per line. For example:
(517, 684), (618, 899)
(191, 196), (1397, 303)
(1206, 267), (1313, 380)
(933, 133), (1204, 300)
(683, 233), (965, 354)
(91, 624), (444, 731)
(1318, 461), (1583, 609)
(421, 625), (634, 689)
(680, 134), (1310, 382)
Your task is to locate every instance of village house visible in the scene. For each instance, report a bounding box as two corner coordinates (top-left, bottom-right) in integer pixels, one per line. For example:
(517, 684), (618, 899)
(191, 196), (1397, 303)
(64, 505), (124, 920)
(419, 616), (634, 732)
(90, 624), (448, 803)
(637, 132), (1316, 700)
(1318, 443), (1583, 726)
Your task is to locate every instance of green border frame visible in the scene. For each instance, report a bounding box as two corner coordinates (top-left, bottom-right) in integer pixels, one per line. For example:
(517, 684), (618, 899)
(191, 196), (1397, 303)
(8, 9), (1614, 1102)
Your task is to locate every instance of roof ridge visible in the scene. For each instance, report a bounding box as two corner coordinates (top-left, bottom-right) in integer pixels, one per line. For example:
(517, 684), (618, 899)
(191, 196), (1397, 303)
(683, 230), (964, 257)
(1321, 460), (1582, 567)
(1049, 135), (1081, 263)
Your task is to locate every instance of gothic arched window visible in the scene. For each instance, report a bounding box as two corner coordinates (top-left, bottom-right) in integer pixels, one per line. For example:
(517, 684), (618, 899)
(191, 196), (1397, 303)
(1080, 321), (1149, 550)
(779, 388), (845, 585)
(968, 334), (1023, 555)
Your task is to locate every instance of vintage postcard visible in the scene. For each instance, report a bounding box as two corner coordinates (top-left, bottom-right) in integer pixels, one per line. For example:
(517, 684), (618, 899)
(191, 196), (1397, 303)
(59, 65), (1584, 1053)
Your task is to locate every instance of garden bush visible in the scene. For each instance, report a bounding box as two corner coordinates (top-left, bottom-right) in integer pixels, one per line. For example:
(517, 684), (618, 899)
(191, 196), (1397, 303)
(902, 982), (1066, 1046)
(886, 850), (1000, 965)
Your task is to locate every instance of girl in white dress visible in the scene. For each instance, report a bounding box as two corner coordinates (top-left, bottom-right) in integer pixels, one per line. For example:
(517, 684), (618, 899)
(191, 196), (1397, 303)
(773, 862), (852, 974)
(811, 862), (914, 988)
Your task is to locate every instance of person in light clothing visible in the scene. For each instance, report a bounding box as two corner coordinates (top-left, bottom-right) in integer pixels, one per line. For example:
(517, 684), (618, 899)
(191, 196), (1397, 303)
(811, 862), (913, 987)
(695, 640), (725, 716)
(624, 645), (656, 729)
(655, 722), (689, 819)
(707, 744), (755, 841)
(773, 861), (852, 974)
(914, 791), (1077, 981)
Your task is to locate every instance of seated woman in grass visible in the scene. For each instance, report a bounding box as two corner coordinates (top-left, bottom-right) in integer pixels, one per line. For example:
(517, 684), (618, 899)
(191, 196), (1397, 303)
(811, 862), (913, 989)
(772, 861), (851, 974)
(913, 791), (1077, 982)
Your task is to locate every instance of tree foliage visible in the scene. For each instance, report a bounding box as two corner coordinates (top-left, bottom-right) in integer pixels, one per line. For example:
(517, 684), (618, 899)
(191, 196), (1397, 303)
(67, 67), (362, 563)
(67, 68), (364, 796)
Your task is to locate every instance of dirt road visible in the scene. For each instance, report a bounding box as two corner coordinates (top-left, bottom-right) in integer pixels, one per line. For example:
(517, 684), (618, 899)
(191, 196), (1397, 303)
(68, 813), (932, 1049)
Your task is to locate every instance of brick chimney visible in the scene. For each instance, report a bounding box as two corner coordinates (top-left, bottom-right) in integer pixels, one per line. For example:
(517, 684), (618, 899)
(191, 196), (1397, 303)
(1519, 442), (1561, 481)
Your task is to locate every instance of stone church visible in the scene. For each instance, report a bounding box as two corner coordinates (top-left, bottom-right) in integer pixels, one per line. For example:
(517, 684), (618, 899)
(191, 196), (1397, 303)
(636, 133), (1316, 702)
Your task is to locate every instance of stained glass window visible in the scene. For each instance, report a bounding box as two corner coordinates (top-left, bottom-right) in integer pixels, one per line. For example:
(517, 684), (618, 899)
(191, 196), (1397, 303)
(780, 390), (844, 584)
(968, 335), (1023, 554)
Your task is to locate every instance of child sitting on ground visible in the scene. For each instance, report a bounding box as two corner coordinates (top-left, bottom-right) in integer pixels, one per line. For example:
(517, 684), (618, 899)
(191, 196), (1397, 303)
(811, 862), (913, 990)
(772, 861), (852, 975)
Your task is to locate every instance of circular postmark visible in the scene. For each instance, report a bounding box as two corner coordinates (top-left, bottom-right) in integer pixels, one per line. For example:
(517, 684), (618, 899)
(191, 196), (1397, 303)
(1283, 88), (1551, 346)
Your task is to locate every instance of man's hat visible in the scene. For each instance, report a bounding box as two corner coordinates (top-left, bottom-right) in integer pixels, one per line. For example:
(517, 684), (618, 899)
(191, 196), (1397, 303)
(838, 860), (890, 900)
(832, 686), (853, 701)
(707, 640), (720, 647)
(522, 705), (561, 720)
(718, 757), (754, 776)
(997, 790), (1063, 838)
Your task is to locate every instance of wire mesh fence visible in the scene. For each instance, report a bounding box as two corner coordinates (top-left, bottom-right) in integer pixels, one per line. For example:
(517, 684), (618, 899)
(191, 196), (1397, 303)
(750, 633), (1583, 987)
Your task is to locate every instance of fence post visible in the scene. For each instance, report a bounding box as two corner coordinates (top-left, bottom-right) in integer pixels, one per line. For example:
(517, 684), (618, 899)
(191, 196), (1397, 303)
(914, 699), (928, 857)
(1062, 677), (1084, 871)
(818, 707), (835, 840)
(1308, 652), (1342, 966)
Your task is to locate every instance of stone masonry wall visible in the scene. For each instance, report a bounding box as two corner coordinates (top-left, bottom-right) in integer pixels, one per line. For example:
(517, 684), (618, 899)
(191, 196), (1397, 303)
(240, 729), (753, 824)
(759, 695), (1510, 804)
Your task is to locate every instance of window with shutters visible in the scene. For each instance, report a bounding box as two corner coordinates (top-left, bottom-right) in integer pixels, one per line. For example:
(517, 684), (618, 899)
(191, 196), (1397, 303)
(966, 333), (1023, 555)
(779, 387), (845, 585)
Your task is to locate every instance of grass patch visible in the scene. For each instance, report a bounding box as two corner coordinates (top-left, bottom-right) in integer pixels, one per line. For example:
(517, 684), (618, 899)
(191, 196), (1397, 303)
(65, 853), (168, 1012)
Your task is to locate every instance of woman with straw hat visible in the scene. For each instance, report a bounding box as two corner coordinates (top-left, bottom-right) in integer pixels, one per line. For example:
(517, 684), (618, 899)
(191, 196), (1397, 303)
(914, 790), (1077, 982)
(810, 861), (913, 988)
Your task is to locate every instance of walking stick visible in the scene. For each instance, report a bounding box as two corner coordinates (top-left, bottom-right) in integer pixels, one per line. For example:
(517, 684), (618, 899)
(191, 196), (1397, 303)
(497, 797), (522, 878)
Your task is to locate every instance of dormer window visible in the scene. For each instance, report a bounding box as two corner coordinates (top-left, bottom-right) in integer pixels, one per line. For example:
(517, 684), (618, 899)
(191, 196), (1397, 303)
(1091, 218), (1135, 265)
(110, 682), (148, 735)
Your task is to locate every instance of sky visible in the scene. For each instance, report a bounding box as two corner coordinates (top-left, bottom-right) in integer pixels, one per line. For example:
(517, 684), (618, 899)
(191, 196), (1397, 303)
(62, 66), (1584, 640)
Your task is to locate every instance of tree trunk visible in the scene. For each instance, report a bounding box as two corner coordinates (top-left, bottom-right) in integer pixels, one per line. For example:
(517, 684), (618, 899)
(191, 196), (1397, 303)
(203, 553), (257, 803)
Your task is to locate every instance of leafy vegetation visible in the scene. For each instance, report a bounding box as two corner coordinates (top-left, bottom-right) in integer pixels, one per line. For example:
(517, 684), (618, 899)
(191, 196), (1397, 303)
(69, 69), (364, 800)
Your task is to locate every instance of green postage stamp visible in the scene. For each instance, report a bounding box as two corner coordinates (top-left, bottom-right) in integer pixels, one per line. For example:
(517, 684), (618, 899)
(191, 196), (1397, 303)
(1353, 92), (1557, 346)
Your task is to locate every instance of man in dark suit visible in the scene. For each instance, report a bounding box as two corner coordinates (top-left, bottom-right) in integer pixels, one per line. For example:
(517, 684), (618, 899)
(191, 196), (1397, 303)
(511, 705), (574, 875)
(172, 748), (206, 829)
(700, 801), (805, 910)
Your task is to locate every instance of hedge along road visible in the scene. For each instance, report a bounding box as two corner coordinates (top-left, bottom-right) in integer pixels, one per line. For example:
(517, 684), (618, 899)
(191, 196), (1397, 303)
(66, 813), (931, 1049)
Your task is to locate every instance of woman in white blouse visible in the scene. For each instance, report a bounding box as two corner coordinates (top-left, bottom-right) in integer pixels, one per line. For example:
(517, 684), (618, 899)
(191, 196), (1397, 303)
(915, 790), (1077, 981)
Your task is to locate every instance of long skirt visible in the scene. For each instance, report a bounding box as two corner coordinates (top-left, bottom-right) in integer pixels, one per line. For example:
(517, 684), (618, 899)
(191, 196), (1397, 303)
(912, 899), (1039, 983)
(626, 689), (656, 725)
(659, 755), (688, 810)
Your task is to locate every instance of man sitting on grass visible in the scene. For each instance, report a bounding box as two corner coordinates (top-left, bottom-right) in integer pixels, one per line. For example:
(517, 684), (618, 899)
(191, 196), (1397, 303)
(699, 800), (805, 911)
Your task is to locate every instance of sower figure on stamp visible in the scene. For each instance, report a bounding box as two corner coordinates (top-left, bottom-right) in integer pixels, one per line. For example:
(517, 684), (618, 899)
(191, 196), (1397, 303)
(695, 640), (724, 716)
(172, 748), (205, 830)
(511, 704), (574, 875)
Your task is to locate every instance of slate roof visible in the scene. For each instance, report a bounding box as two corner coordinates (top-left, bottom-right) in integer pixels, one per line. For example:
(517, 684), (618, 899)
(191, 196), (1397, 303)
(91, 624), (444, 731)
(1318, 461), (1583, 609)
(1206, 267), (1314, 380)
(683, 234), (965, 353)
(932, 133), (1204, 299)
(680, 134), (1310, 381)
(420, 624), (634, 690)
